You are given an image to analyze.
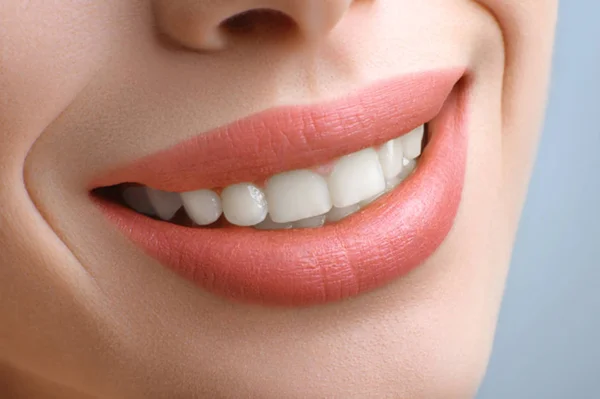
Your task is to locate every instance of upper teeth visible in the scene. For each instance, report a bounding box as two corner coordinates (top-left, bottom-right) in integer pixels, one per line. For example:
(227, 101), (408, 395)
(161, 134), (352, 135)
(145, 188), (183, 221)
(221, 183), (268, 226)
(401, 124), (425, 160)
(266, 170), (332, 223)
(328, 148), (386, 208)
(124, 125), (424, 229)
(180, 189), (222, 226)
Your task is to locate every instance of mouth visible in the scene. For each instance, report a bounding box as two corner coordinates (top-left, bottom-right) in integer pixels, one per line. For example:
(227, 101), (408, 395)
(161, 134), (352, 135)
(91, 69), (469, 307)
(95, 124), (425, 229)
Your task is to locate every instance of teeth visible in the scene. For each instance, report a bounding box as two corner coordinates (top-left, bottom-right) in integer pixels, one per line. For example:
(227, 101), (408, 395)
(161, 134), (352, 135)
(254, 215), (293, 230)
(386, 176), (403, 191)
(266, 170), (332, 224)
(122, 187), (156, 216)
(400, 125), (425, 160)
(292, 215), (326, 229)
(126, 125), (426, 228)
(326, 204), (360, 223)
(180, 189), (222, 226)
(146, 188), (183, 220)
(400, 158), (417, 179)
(328, 148), (386, 208)
(359, 192), (385, 208)
(377, 138), (404, 180)
(384, 158), (418, 190)
(221, 183), (268, 226)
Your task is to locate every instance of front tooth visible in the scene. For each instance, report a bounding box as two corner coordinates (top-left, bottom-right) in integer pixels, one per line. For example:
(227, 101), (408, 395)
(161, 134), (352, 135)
(328, 148), (386, 208)
(180, 189), (222, 226)
(386, 176), (403, 191)
(146, 188), (183, 220)
(377, 138), (404, 180)
(292, 215), (326, 229)
(254, 215), (293, 230)
(326, 204), (360, 223)
(123, 187), (156, 215)
(221, 183), (268, 226)
(385, 158), (418, 190)
(266, 170), (332, 223)
(359, 192), (385, 208)
(400, 125), (425, 160)
(400, 158), (417, 179)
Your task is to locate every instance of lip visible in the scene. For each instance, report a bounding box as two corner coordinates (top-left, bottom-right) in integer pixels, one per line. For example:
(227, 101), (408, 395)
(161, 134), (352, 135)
(93, 69), (469, 306)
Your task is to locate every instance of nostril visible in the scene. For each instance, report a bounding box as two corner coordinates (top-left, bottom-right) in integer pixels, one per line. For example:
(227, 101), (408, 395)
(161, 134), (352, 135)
(221, 8), (297, 38)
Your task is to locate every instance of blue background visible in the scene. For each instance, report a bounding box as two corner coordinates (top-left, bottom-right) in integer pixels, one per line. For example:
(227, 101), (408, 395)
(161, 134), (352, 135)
(476, 1), (600, 398)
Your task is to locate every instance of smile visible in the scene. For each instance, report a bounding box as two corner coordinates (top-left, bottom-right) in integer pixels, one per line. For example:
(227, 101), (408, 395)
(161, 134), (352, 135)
(91, 68), (469, 306)
(98, 124), (424, 229)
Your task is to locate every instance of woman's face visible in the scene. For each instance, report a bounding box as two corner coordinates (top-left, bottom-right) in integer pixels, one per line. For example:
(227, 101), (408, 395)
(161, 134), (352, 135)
(0, 1), (557, 398)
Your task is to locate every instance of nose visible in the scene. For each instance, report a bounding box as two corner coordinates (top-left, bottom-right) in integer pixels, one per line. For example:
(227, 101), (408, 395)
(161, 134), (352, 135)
(154, 0), (355, 51)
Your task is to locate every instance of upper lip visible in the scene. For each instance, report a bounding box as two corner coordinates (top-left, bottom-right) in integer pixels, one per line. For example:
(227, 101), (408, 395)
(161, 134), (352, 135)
(91, 69), (463, 192)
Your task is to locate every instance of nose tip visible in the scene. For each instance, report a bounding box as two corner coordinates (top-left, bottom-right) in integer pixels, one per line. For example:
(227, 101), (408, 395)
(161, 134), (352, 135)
(154, 0), (355, 51)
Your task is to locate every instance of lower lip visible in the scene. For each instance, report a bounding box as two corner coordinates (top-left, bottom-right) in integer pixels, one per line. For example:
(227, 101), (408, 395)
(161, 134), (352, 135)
(97, 81), (468, 307)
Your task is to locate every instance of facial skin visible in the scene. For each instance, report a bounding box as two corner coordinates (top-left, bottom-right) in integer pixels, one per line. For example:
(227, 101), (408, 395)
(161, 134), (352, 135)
(0, 1), (557, 398)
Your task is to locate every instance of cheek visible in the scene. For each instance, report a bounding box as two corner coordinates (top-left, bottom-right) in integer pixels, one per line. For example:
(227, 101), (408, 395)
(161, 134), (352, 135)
(0, 1), (132, 162)
(0, 1), (136, 385)
(475, 0), (558, 223)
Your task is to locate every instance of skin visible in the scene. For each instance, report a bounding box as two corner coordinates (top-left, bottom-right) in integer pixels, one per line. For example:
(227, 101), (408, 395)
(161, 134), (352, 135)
(0, 0), (557, 398)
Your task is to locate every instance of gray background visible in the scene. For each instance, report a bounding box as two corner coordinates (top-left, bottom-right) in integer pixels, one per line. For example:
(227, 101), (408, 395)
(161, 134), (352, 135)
(476, 1), (600, 398)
